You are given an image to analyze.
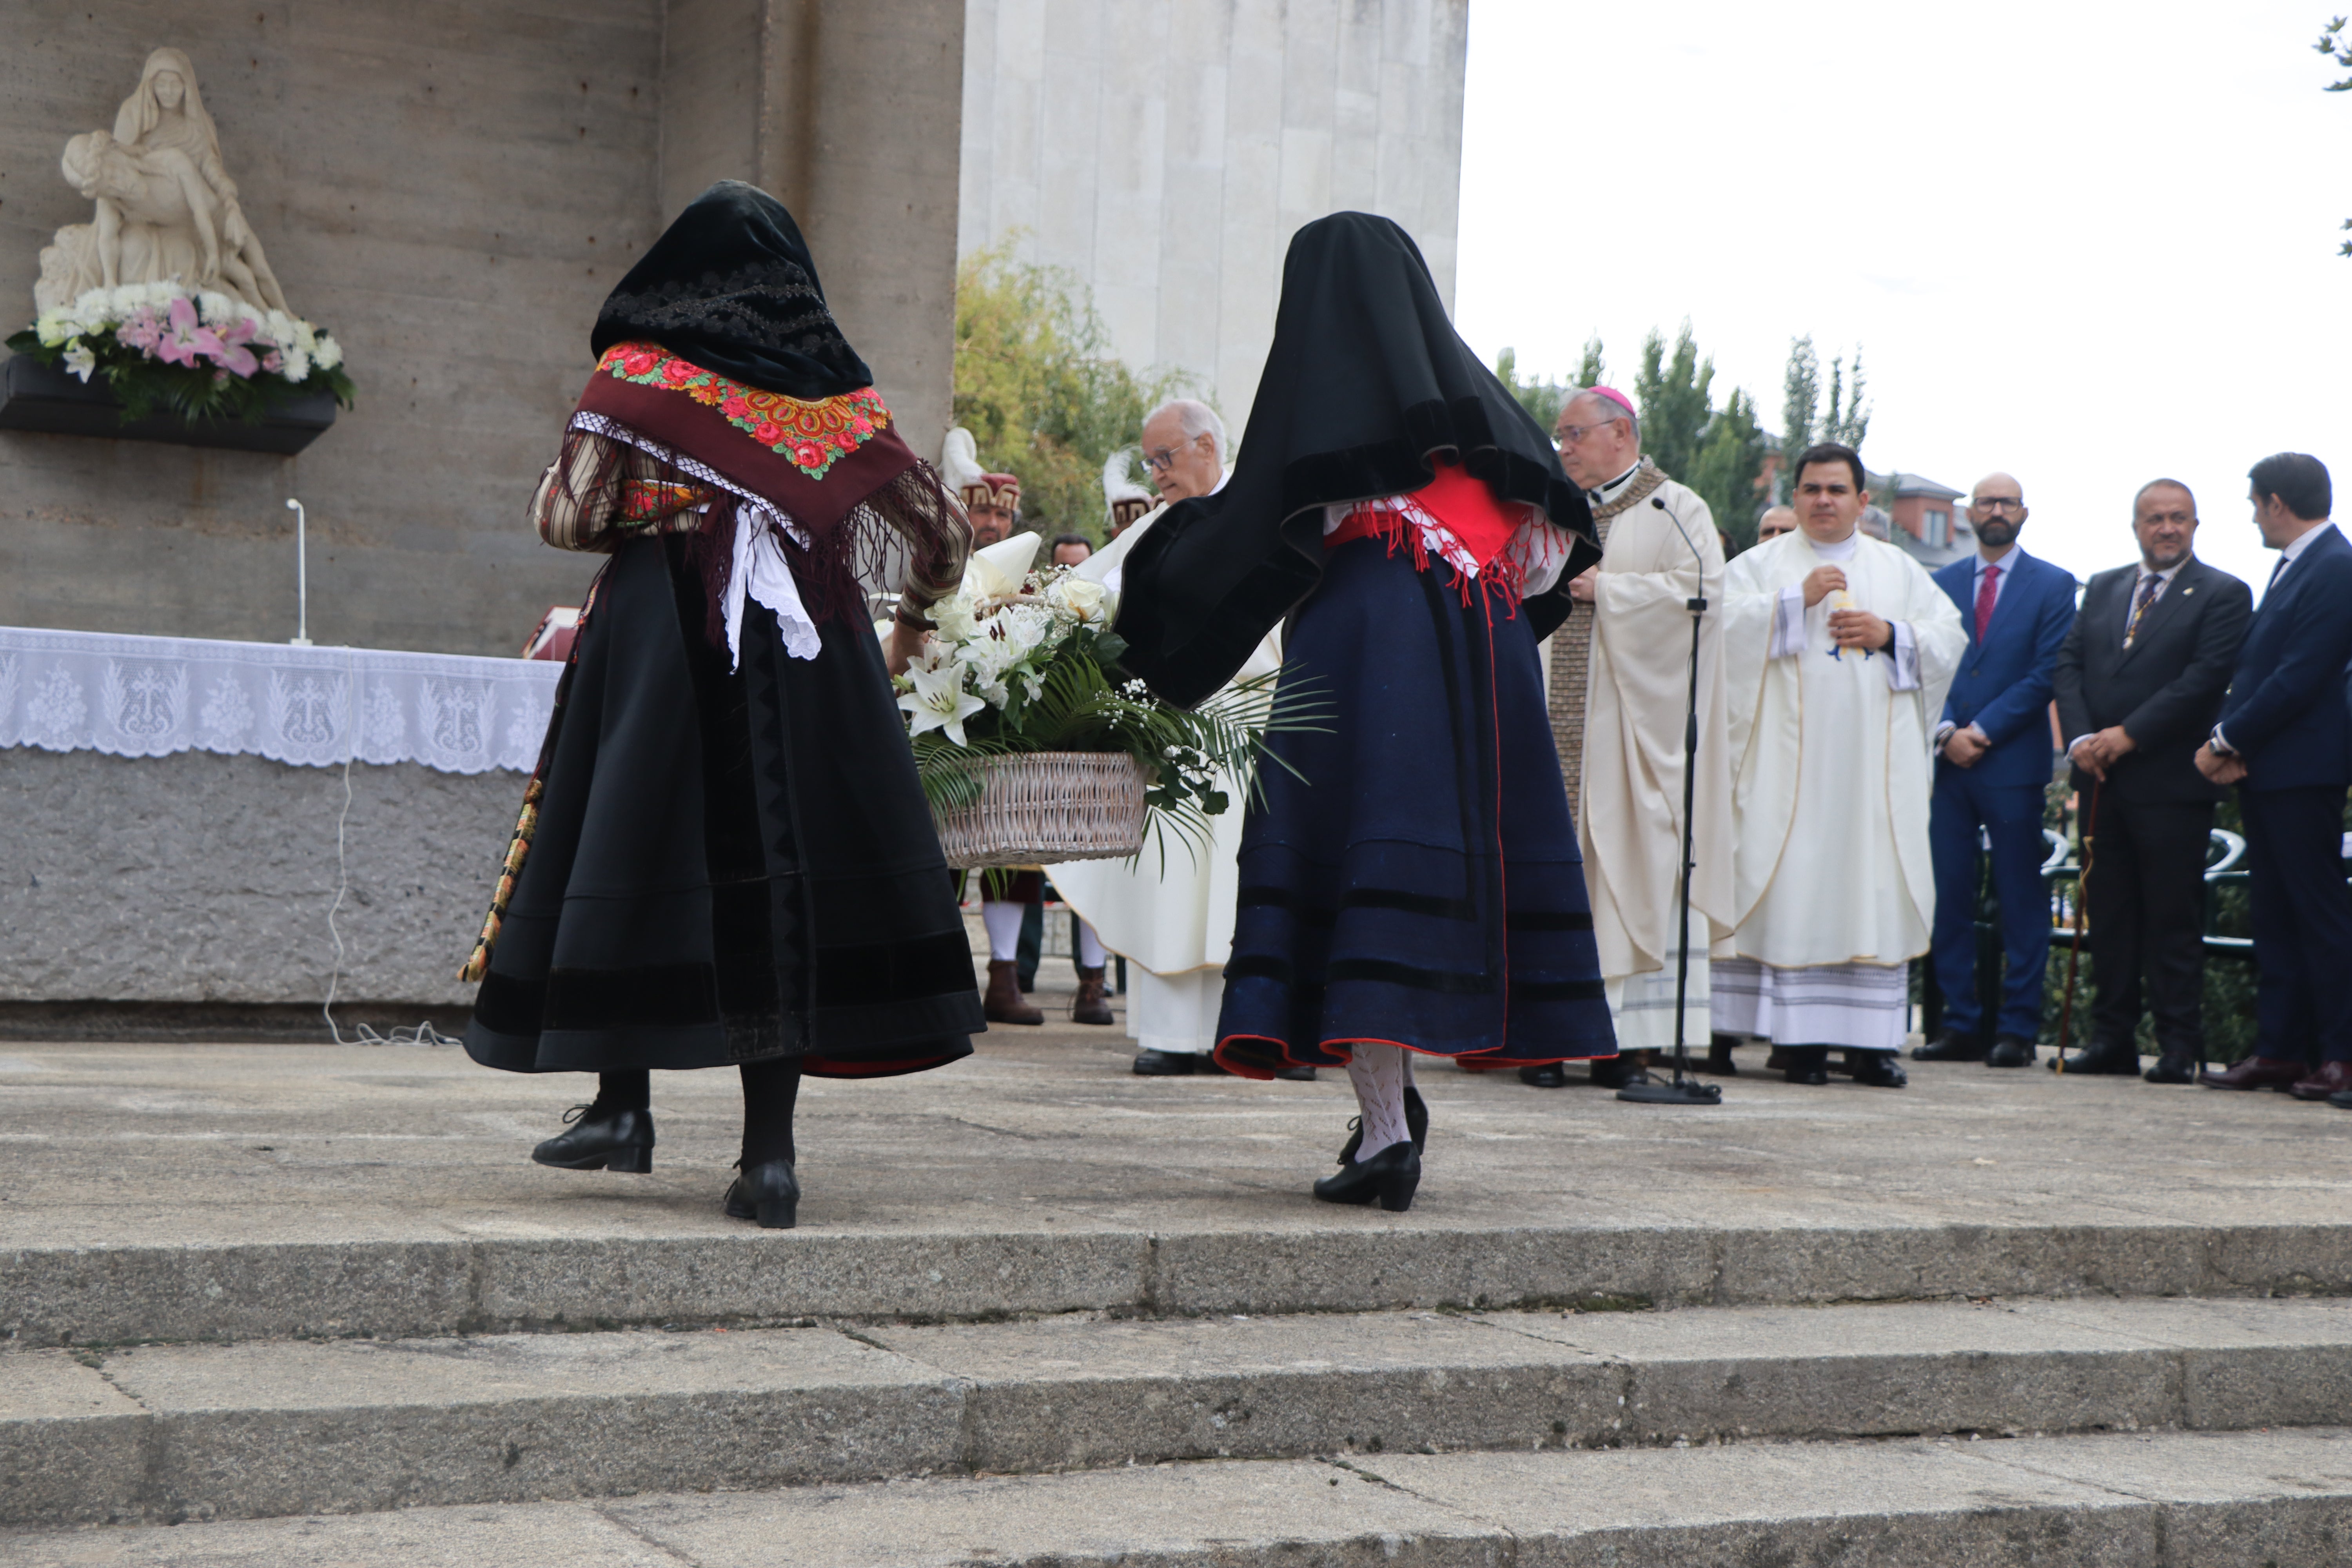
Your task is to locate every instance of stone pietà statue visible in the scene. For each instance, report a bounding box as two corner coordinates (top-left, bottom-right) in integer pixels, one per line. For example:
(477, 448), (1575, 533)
(35, 47), (292, 316)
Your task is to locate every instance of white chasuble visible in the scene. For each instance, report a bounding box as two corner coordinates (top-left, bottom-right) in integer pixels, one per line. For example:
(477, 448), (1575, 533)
(1576, 475), (1737, 1051)
(1047, 497), (1279, 1054)
(1713, 529), (1965, 1043)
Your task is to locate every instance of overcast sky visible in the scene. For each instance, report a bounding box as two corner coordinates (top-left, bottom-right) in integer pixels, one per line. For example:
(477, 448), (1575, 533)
(1454, 0), (2350, 592)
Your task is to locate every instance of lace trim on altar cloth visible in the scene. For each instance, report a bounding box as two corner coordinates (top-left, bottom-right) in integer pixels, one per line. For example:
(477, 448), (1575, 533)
(0, 625), (561, 773)
(570, 411), (823, 666)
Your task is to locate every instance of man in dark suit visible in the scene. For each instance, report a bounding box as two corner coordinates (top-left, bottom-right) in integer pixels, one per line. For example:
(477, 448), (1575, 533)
(2050, 480), (2252, 1081)
(2194, 454), (2352, 1098)
(1915, 473), (2078, 1067)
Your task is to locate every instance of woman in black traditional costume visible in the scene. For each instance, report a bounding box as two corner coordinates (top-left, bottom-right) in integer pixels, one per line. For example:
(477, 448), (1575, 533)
(1114, 213), (1616, 1214)
(460, 183), (982, 1229)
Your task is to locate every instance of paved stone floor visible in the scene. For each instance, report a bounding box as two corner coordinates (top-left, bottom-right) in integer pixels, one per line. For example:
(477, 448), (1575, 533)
(2, 973), (2348, 1255)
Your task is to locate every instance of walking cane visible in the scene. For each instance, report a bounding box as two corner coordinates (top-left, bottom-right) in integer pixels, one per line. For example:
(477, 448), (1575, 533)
(2053, 780), (2100, 1070)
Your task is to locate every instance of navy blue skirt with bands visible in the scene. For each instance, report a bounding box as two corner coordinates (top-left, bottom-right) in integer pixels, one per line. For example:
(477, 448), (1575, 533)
(1213, 537), (1617, 1075)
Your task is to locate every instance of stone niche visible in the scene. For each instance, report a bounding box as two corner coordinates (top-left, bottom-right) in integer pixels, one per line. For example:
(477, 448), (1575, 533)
(0, 3), (963, 659)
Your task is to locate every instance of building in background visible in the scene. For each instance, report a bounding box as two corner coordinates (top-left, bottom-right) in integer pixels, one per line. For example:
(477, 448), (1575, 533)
(1875, 470), (1974, 570)
(957, 0), (1469, 431)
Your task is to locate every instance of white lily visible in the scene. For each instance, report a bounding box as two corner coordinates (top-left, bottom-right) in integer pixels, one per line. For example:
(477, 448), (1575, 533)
(62, 344), (97, 382)
(898, 657), (986, 746)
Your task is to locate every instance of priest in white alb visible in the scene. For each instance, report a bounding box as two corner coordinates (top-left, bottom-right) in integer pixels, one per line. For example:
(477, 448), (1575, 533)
(1712, 442), (1967, 1086)
(1525, 387), (1734, 1088)
(1049, 400), (1314, 1080)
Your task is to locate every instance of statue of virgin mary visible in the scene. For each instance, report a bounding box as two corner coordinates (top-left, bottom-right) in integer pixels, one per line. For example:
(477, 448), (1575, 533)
(35, 47), (292, 316)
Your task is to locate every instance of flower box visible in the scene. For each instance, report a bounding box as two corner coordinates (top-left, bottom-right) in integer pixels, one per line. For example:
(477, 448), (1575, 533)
(0, 353), (337, 456)
(930, 751), (1150, 870)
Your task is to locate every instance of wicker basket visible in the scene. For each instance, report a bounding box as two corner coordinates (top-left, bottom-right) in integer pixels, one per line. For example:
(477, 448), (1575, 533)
(932, 751), (1149, 870)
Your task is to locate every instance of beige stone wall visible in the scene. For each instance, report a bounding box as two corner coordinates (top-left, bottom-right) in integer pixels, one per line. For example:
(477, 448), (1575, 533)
(0, 1), (964, 658)
(956, 0), (1468, 428)
(0, 2), (668, 655)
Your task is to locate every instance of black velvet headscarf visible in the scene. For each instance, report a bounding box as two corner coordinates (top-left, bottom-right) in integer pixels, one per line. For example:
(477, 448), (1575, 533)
(1113, 212), (1599, 708)
(591, 181), (873, 400)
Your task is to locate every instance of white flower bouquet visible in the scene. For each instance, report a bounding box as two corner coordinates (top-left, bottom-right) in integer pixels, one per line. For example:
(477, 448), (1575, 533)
(8, 281), (353, 423)
(892, 532), (1321, 865)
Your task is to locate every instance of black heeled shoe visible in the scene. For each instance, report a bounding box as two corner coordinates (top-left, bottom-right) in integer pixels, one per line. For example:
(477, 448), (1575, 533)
(722, 1159), (800, 1229)
(1337, 1087), (1428, 1165)
(531, 1106), (655, 1173)
(1312, 1140), (1421, 1212)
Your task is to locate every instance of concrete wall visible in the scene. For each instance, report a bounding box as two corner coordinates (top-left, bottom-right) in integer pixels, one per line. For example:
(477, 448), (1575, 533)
(0, 1), (666, 657)
(0, 0), (964, 659)
(957, 0), (1468, 428)
(0, 748), (515, 1013)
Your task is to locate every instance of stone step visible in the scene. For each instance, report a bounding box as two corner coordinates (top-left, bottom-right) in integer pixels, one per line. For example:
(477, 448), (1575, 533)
(9, 1294), (2352, 1528)
(9, 1218), (2350, 1350)
(8, 1427), (2352, 1566)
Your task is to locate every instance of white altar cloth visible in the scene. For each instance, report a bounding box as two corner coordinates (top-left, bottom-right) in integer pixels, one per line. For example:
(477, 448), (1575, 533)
(0, 625), (561, 775)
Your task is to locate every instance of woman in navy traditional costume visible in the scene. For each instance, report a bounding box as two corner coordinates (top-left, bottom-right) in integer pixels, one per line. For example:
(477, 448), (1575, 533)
(1115, 213), (1615, 1212)
(460, 183), (982, 1229)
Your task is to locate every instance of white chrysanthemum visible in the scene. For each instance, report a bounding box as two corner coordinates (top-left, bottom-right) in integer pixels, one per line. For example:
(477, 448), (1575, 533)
(313, 334), (342, 371)
(35, 313), (74, 348)
(281, 347), (311, 383)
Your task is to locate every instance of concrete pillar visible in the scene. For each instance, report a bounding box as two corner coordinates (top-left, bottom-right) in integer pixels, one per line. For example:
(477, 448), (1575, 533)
(661, 0), (964, 465)
(755, 1), (965, 465)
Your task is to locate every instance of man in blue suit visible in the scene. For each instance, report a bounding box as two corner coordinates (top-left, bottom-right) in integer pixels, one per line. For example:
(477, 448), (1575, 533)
(2194, 454), (2352, 1099)
(1915, 473), (2078, 1067)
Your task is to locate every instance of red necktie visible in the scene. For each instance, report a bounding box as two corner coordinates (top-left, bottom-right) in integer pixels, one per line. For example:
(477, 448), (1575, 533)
(1974, 562), (2000, 642)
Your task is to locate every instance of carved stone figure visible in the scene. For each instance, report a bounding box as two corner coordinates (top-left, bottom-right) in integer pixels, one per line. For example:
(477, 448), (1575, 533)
(35, 47), (291, 315)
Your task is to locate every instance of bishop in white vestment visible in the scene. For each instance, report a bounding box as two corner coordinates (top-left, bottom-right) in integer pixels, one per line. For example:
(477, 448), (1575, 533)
(1551, 394), (1736, 1079)
(1712, 446), (1966, 1085)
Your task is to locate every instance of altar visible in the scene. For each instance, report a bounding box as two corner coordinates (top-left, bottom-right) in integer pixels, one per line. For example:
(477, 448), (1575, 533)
(0, 626), (558, 1038)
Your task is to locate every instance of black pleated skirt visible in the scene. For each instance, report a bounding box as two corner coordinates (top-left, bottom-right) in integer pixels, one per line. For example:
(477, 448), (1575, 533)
(1213, 537), (1616, 1074)
(465, 535), (981, 1077)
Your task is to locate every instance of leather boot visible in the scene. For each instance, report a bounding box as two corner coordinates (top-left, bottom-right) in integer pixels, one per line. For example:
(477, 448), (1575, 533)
(1071, 965), (1114, 1025)
(984, 959), (1044, 1025)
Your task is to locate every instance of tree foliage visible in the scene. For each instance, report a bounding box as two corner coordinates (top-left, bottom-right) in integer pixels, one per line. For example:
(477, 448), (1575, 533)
(2322, 16), (2352, 255)
(953, 244), (1191, 543)
(1633, 323), (1716, 489)
(1577, 325), (1769, 549)
(1776, 335), (1870, 499)
(1690, 388), (1768, 552)
(1494, 346), (1572, 436)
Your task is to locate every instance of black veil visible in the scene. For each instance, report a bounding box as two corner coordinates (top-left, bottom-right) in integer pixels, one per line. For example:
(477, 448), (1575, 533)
(592, 181), (873, 400)
(1113, 212), (1598, 708)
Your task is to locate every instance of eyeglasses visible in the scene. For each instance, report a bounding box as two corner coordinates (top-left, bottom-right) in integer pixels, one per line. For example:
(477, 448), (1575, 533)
(1556, 418), (1626, 445)
(1971, 496), (2024, 512)
(1142, 444), (1191, 474)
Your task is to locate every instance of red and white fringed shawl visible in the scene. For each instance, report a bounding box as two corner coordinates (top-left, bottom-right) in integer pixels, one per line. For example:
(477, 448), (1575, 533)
(1321, 457), (1575, 615)
(550, 341), (969, 662)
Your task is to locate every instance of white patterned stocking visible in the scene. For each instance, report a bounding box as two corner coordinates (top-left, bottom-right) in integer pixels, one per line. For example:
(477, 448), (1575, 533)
(1345, 1042), (1412, 1158)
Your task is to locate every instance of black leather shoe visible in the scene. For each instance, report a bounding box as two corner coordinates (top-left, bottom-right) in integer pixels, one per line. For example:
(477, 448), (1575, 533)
(1849, 1053), (1908, 1088)
(1273, 1066), (1319, 1082)
(1339, 1087), (1428, 1164)
(1589, 1053), (1651, 1089)
(1911, 1030), (1986, 1062)
(1782, 1046), (1830, 1085)
(1985, 1034), (2037, 1069)
(1517, 1064), (1568, 1088)
(2330, 1088), (2352, 1110)
(2144, 1054), (2198, 1085)
(1696, 1036), (1740, 1075)
(1312, 1140), (1421, 1212)
(722, 1160), (800, 1229)
(1132, 1049), (1199, 1076)
(531, 1106), (654, 1173)
(2051, 1040), (2141, 1075)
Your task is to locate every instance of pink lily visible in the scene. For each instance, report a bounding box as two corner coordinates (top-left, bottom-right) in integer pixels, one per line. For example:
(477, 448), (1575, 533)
(152, 296), (205, 367)
(202, 315), (261, 377)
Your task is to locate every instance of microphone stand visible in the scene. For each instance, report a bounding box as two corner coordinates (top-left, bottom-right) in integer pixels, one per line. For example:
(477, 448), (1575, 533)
(1619, 494), (1723, 1107)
